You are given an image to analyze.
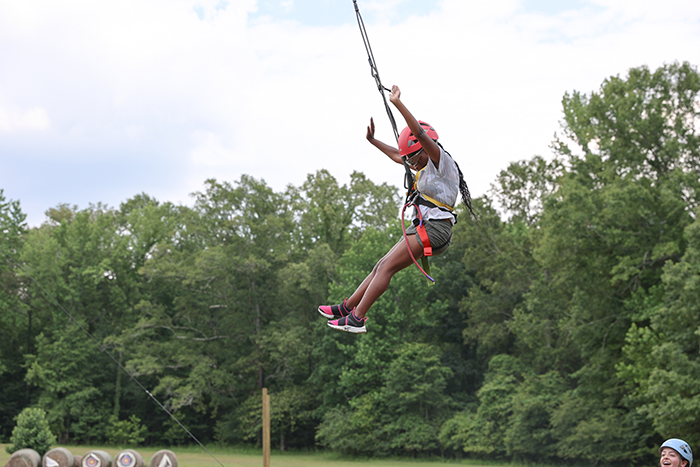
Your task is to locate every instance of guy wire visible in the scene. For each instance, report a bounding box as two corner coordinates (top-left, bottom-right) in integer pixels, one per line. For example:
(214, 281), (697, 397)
(0, 246), (227, 467)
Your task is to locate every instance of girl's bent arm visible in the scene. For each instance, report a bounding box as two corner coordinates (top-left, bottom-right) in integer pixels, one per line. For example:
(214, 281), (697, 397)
(389, 85), (441, 168)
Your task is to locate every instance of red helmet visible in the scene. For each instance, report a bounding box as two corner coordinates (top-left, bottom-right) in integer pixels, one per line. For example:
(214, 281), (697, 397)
(398, 121), (439, 156)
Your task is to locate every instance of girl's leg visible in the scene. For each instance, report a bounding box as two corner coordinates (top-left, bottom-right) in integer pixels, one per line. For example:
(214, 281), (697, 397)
(348, 234), (424, 320)
(345, 240), (405, 308)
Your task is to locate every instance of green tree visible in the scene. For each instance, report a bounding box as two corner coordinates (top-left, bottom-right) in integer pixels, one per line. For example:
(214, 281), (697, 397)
(292, 170), (399, 254)
(19, 198), (176, 444)
(106, 414), (147, 447)
(618, 209), (700, 448)
(381, 343), (455, 454)
(316, 342), (455, 456)
(439, 354), (521, 459)
(115, 176), (295, 445)
(19, 205), (120, 443)
(531, 62), (699, 463)
(6, 407), (56, 456)
(0, 190), (29, 440)
(25, 328), (111, 444)
(444, 62), (700, 465)
(458, 197), (539, 363)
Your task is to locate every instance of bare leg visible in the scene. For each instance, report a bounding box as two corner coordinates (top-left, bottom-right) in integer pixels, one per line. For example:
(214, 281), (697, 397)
(346, 240), (405, 308)
(346, 234), (424, 320)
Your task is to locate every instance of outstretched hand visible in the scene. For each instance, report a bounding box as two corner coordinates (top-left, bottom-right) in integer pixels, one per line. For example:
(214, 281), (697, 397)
(365, 116), (402, 163)
(366, 117), (376, 141)
(389, 85), (401, 105)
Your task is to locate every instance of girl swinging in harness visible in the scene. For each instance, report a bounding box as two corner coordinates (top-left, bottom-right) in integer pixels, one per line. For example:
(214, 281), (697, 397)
(318, 85), (474, 333)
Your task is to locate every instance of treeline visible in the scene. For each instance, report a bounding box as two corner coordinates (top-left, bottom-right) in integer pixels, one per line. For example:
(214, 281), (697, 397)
(1, 62), (700, 466)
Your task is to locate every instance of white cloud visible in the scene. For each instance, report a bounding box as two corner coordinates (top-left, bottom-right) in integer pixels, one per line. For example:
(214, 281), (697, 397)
(190, 130), (235, 167)
(0, 106), (50, 132)
(1, 0), (699, 226)
(125, 124), (145, 140)
(280, 0), (294, 13)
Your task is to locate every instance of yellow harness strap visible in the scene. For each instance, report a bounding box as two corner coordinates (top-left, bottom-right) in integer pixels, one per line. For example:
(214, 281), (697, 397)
(421, 194), (453, 211)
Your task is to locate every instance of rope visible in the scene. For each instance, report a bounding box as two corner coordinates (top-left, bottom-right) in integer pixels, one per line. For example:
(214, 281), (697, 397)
(0, 245), (228, 467)
(400, 199), (435, 283)
(352, 0), (415, 193)
(352, 0), (398, 142)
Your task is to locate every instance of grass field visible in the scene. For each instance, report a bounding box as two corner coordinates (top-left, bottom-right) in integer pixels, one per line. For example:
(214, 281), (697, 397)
(0, 445), (515, 467)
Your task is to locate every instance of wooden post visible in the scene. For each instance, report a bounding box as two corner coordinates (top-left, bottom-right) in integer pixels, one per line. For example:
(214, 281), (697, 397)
(262, 387), (270, 467)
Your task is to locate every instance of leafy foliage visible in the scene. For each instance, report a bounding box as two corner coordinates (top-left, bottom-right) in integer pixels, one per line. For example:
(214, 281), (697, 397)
(1, 62), (699, 466)
(106, 415), (147, 447)
(6, 407), (56, 456)
(0, 189), (29, 441)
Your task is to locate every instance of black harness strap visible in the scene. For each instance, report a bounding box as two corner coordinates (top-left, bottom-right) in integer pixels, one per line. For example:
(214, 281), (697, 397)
(413, 196), (457, 219)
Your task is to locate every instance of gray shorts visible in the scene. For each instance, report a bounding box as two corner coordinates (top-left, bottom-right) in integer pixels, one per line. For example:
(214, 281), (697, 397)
(405, 219), (453, 256)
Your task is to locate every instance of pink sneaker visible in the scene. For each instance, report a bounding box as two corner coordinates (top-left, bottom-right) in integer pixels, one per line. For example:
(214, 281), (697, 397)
(327, 311), (367, 334)
(318, 298), (353, 319)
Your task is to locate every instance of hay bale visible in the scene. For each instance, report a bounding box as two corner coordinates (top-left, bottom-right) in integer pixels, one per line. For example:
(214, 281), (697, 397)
(81, 451), (112, 467)
(115, 451), (142, 467)
(6, 449), (41, 467)
(43, 448), (74, 467)
(73, 456), (82, 467)
(149, 451), (177, 467)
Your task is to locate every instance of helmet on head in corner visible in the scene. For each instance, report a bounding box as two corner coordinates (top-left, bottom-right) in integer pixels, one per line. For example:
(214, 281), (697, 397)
(660, 439), (693, 467)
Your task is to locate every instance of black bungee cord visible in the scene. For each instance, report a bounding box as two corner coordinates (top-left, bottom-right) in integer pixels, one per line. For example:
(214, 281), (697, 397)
(352, 0), (415, 195)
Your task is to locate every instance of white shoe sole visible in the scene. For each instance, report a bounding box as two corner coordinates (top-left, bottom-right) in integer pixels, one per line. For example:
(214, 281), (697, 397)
(327, 321), (366, 334)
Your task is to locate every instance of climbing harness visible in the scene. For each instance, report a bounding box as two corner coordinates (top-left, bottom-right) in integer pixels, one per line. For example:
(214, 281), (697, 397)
(400, 170), (457, 284)
(400, 193), (434, 283)
(352, 0), (442, 283)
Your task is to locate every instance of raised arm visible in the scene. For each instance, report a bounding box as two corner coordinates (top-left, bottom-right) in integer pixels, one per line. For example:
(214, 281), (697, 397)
(389, 85), (441, 168)
(366, 117), (403, 165)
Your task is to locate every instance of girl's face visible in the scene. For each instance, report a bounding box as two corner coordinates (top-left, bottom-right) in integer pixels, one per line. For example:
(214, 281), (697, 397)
(660, 448), (688, 467)
(407, 149), (427, 170)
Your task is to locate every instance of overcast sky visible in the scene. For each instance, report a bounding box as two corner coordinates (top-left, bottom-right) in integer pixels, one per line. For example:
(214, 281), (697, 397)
(2, 0), (699, 226)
